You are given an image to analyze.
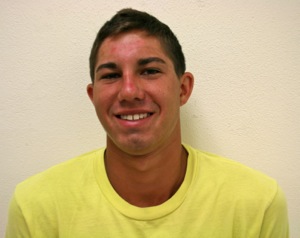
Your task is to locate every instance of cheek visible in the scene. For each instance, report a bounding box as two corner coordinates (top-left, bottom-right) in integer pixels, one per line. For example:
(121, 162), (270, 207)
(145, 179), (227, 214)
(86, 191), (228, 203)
(158, 91), (181, 114)
(93, 85), (114, 104)
(165, 83), (182, 103)
(91, 91), (109, 115)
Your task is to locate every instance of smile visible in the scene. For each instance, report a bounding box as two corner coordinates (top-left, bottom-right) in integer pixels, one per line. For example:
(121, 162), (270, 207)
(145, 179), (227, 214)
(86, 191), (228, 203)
(119, 113), (151, 121)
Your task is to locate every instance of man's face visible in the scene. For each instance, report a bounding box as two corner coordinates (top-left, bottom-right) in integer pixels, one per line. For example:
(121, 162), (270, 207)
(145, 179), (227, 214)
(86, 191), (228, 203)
(87, 31), (193, 156)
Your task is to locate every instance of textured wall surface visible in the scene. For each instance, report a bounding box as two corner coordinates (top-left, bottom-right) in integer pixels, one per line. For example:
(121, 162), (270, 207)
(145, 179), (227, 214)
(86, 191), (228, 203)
(1, 0), (299, 236)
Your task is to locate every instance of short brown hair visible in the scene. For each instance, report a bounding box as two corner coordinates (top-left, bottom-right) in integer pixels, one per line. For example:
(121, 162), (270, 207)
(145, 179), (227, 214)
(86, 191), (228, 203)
(89, 8), (186, 82)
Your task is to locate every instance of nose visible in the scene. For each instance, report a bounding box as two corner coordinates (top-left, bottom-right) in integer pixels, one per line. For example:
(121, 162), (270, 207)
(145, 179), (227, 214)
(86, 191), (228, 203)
(118, 74), (145, 102)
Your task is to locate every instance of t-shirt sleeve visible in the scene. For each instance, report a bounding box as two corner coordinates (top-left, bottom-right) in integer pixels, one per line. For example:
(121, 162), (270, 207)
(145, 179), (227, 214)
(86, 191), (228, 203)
(260, 184), (289, 238)
(5, 192), (31, 238)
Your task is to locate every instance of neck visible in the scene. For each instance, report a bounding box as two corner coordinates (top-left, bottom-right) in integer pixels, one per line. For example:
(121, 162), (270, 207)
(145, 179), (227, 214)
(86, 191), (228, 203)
(104, 139), (188, 207)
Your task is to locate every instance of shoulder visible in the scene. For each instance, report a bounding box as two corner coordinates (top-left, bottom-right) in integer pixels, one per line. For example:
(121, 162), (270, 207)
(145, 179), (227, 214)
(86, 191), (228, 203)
(184, 144), (279, 202)
(14, 148), (104, 203)
(186, 145), (289, 236)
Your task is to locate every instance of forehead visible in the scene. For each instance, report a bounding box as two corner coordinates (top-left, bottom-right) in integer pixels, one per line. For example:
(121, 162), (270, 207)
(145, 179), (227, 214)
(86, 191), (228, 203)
(97, 31), (170, 63)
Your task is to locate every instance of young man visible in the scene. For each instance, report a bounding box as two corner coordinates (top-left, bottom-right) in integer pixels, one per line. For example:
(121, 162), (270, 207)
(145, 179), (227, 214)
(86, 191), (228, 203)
(6, 9), (288, 237)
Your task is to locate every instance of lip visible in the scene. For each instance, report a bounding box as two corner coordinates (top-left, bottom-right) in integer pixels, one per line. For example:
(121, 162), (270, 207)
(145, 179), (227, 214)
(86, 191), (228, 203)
(114, 108), (154, 116)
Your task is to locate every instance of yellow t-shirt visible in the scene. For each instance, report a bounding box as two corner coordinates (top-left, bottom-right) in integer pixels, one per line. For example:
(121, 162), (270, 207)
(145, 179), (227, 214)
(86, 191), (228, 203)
(6, 145), (289, 237)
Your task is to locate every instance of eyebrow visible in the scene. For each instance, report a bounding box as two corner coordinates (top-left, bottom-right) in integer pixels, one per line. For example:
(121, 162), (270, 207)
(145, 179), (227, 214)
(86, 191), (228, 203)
(138, 57), (166, 66)
(95, 57), (166, 74)
(95, 62), (117, 73)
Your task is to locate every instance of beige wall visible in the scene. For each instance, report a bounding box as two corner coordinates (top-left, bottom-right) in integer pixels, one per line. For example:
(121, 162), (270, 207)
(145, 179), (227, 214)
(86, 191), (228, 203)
(1, 0), (299, 236)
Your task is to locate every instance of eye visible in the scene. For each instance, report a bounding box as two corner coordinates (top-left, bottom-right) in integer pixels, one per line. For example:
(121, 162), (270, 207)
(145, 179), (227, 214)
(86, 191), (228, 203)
(141, 68), (160, 75)
(100, 73), (121, 80)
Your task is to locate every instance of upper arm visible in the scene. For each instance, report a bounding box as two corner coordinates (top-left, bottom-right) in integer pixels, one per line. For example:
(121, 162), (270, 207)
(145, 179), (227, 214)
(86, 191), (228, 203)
(6, 192), (31, 238)
(259, 185), (289, 238)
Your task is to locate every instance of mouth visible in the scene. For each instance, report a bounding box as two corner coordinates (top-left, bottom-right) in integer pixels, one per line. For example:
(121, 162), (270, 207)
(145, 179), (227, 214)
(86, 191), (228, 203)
(117, 113), (152, 121)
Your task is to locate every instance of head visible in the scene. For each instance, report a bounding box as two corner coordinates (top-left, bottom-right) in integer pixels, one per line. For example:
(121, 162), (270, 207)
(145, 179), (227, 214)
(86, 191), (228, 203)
(89, 8), (186, 83)
(87, 9), (194, 156)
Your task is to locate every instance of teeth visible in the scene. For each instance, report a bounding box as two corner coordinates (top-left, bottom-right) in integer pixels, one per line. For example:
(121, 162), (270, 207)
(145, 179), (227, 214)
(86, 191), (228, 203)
(120, 113), (149, 121)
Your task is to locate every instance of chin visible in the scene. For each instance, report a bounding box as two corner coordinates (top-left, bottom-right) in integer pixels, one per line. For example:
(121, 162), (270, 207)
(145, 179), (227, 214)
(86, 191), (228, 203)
(116, 138), (156, 155)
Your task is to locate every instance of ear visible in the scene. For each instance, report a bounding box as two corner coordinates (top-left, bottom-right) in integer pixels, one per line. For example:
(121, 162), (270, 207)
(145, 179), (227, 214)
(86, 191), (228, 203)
(179, 72), (194, 106)
(87, 83), (94, 103)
